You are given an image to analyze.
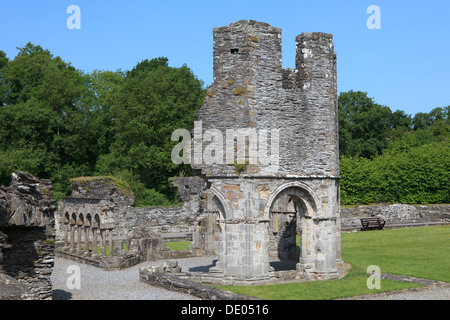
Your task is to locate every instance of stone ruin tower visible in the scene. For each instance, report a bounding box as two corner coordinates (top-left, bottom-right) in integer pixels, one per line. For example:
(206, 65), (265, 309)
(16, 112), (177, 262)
(193, 20), (341, 282)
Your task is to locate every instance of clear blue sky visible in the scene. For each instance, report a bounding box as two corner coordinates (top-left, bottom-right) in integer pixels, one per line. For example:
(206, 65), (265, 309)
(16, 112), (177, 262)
(1, 0), (449, 116)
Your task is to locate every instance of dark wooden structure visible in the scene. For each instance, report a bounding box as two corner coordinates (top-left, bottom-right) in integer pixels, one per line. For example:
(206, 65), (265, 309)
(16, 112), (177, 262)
(360, 217), (386, 231)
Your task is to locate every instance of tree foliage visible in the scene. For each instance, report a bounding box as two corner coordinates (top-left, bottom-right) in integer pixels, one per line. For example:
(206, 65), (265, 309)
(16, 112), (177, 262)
(340, 106), (449, 204)
(0, 44), (205, 205)
(338, 91), (412, 158)
(97, 59), (205, 199)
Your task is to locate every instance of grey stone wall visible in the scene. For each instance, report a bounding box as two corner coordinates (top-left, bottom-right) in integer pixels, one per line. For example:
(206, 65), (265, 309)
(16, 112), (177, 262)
(194, 21), (338, 177)
(139, 268), (261, 300)
(56, 176), (204, 239)
(112, 177), (205, 237)
(113, 205), (196, 237)
(341, 204), (450, 230)
(0, 171), (56, 300)
(70, 176), (135, 208)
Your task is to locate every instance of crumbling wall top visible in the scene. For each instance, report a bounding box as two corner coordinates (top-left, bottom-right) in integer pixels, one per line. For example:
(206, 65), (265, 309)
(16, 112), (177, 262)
(195, 20), (339, 177)
(0, 170), (55, 228)
(70, 176), (134, 207)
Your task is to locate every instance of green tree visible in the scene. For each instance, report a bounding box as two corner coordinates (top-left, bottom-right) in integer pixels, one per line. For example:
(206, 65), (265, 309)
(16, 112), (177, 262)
(126, 57), (168, 78)
(97, 58), (205, 199)
(0, 51), (8, 70)
(339, 91), (397, 158)
(0, 50), (8, 106)
(0, 43), (89, 188)
(412, 106), (449, 130)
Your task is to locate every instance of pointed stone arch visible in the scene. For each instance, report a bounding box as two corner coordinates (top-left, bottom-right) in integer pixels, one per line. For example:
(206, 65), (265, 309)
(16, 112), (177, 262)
(264, 181), (323, 273)
(208, 185), (232, 221)
(264, 181), (322, 220)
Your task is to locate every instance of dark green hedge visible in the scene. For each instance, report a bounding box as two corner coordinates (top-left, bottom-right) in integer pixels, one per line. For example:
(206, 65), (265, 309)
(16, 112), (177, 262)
(340, 141), (449, 205)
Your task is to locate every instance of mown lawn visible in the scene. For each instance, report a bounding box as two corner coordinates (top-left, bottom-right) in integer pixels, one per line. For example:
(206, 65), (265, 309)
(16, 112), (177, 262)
(342, 225), (450, 282)
(213, 225), (450, 300)
(164, 241), (191, 251)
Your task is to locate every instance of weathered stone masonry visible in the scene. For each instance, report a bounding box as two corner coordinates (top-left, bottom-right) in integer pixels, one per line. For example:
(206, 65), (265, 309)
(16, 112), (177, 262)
(192, 20), (341, 281)
(55, 176), (212, 269)
(0, 171), (56, 300)
(58, 197), (115, 258)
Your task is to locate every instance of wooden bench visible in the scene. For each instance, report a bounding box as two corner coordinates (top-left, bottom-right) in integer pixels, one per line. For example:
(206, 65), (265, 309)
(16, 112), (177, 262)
(360, 217), (386, 231)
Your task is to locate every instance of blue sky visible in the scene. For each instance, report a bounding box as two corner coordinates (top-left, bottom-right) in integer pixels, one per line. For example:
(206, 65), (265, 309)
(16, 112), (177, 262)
(0, 0), (449, 116)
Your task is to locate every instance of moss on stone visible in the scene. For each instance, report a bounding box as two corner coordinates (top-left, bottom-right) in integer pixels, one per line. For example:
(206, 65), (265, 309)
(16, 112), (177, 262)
(250, 35), (259, 43)
(233, 87), (246, 96)
(70, 176), (134, 198)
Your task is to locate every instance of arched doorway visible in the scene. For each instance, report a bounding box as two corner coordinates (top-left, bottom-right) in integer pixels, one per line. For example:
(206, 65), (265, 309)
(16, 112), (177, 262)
(268, 195), (298, 269)
(265, 182), (320, 272)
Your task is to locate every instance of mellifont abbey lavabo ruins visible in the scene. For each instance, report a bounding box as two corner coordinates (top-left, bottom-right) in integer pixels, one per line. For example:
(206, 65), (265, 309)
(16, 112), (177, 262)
(1, 19), (448, 300)
(187, 20), (341, 281)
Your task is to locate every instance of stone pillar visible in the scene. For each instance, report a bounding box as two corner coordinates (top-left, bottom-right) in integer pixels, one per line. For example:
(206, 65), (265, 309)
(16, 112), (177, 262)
(297, 217), (316, 275)
(314, 218), (339, 279)
(298, 217), (339, 280)
(210, 219), (225, 273)
(222, 220), (270, 280)
(92, 228), (98, 256)
(100, 229), (106, 257)
(77, 224), (82, 253)
(335, 181), (343, 265)
(70, 223), (75, 252)
(108, 229), (113, 257)
(63, 222), (69, 248)
(335, 211), (343, 265)
(84, 226), (90, 255)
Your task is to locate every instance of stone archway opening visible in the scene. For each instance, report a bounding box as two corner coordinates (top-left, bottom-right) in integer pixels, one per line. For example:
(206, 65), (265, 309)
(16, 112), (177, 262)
(267, 185), (319, 272)
(269, 196), (298, 271)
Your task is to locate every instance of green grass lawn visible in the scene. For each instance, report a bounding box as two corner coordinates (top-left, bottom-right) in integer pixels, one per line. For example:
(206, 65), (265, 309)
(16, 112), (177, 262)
(164, 241), (191, 251)
(213, 225), (450, 300)
(342, 225), (450, 282)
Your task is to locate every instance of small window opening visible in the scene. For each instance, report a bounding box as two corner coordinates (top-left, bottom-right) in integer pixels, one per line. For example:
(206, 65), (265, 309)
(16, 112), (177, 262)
(230, 48), (239, 54)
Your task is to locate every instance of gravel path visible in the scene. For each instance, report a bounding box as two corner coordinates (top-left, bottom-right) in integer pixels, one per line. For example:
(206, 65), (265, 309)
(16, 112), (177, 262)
(51, 256), (217, 300)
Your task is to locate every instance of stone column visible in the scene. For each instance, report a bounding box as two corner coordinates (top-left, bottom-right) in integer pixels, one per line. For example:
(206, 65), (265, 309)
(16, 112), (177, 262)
(335, 211), (343, 265)
(210, 219), (225, 273)
(77, 224), (82, 253)
(70, 223), (75, 252)
(63, 222), (69, 248)
(92, 227), (98, 256)
(314, 218), (339, 280)
(108, 229), (113, 257)
(100, 229), (108, 257)
(84, 226), (90, 255)
(297, 217), (316, 275)
(100, 229), (106, 257)
(222, 220), (270, 280)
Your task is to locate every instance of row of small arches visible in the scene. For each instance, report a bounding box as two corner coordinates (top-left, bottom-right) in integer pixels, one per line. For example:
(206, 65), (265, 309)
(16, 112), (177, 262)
(63, 212), (102, 229)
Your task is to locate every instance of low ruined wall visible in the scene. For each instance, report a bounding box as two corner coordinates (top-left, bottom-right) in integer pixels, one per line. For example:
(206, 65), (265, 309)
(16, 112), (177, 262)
(139, 269), (261, 300)
(0, 227), (54, 299)
(113, 204), (197, 237)
(56, 176), (204, 241)
(0, 171), (56, 300)
(341, 204), (450, 230)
